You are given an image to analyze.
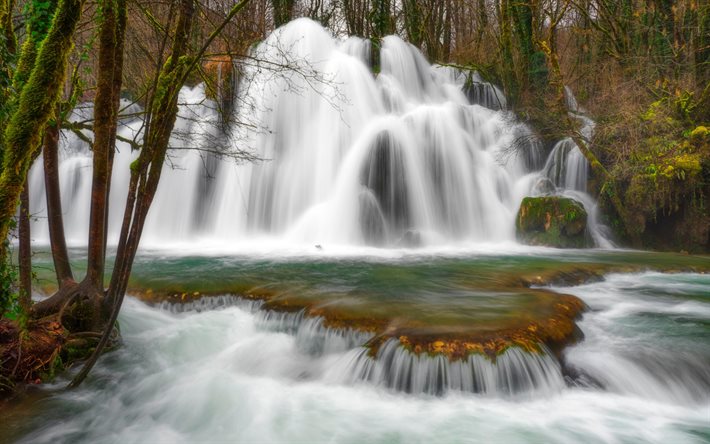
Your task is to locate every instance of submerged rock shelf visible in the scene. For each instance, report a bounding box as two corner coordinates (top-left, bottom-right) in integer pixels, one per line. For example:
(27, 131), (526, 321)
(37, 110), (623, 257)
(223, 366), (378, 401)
(136, 289), (582, 396)
(137, 286), (585, 361)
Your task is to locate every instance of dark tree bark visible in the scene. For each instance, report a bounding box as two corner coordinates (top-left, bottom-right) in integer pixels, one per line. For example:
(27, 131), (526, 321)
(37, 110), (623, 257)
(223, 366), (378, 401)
(43, 121), (74, 287)
(343, 0), (369, 37)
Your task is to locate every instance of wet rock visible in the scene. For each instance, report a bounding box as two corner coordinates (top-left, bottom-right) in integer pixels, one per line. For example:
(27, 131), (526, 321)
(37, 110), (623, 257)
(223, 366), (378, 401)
(516, 196), (589, 248)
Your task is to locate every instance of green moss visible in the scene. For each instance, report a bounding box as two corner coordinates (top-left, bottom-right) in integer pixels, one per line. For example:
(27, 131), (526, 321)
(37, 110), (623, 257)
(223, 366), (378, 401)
(689, 126), (708, 141)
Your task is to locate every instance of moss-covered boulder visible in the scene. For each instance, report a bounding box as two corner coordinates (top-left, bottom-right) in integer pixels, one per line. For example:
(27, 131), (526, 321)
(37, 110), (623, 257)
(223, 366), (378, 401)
(516, 196), (589, 248)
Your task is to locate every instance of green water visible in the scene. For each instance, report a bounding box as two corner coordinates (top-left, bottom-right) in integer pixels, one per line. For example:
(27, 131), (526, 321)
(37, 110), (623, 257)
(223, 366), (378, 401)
(31, 248), (708, 328)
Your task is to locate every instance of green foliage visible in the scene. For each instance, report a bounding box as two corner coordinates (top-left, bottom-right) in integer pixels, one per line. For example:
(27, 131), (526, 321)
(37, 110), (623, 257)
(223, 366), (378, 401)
(602, 88), (710, 251)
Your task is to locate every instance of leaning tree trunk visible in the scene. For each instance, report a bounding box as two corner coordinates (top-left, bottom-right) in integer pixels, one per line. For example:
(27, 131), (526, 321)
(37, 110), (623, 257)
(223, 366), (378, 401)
(0, 0), (83, 276)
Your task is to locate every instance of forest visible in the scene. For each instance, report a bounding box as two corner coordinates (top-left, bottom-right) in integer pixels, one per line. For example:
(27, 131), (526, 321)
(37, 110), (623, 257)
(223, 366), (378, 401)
(0, 0), (708, 442)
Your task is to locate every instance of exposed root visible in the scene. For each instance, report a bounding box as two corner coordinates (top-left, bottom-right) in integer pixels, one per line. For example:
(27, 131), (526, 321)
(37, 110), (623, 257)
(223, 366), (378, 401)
(57, 292), (80, 330)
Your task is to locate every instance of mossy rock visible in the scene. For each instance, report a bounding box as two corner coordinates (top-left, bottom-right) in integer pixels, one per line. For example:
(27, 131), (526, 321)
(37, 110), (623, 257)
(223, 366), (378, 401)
(516, 196), (589, 248)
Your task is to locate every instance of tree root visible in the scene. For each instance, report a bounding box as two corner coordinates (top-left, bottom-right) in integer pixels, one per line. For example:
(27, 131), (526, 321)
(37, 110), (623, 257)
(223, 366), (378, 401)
(31, 280), (78, 319)
(57, 292), (80, 331)
(10, 336), (22, 377)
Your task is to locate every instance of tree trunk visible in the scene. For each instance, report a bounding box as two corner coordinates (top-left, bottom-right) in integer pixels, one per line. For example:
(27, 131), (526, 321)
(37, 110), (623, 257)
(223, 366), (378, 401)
(43, 121), (74, 287)
(498, 0), (518, 102)
(84, 0), (126, 292)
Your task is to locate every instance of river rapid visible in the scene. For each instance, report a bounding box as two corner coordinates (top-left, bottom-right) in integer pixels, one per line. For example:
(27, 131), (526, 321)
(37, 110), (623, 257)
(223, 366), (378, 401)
(2, 251), (709, 444)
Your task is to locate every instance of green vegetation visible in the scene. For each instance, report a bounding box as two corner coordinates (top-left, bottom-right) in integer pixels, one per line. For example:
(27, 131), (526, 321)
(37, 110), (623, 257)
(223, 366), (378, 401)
(598, 92), (709, 252)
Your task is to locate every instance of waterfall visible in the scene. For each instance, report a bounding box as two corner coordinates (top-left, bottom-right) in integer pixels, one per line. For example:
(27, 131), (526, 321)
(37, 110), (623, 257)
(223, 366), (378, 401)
(28, 18), (610, 249)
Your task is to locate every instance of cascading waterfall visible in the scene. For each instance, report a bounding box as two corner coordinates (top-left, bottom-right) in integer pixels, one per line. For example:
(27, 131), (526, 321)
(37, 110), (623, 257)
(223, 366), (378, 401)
(21, 18), (617, 398)
(27, 18), (610, 249)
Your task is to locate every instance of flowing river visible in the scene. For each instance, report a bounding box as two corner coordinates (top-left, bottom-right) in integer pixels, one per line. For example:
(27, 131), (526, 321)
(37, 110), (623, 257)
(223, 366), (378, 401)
(2, 250), (709, 443)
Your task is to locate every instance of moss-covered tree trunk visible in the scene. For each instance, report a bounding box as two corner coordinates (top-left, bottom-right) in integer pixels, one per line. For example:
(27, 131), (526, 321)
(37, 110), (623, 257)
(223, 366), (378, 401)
(0, 0), (18, 119)
(510, 0), (534, 90)
(402, 0), (424, 48)
(368, 0), (394, 71)
(0, 0), (82, 297)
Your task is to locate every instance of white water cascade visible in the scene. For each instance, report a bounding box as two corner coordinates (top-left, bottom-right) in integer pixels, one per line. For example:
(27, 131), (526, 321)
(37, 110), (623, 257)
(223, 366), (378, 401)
(28, 18), (609, 249)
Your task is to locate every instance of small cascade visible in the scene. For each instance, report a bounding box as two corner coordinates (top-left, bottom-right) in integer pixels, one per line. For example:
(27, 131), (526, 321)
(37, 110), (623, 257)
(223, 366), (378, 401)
(463, 72), (507, 111)
(251, 306), (569, 396)
(527, 85), (614, 246)
(543, 138), (588, 192)
(541, 86), (596, 194)
(253, 308), (374, 356)
(336, 339), (565, 397)
(294, 317), (374, 356)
